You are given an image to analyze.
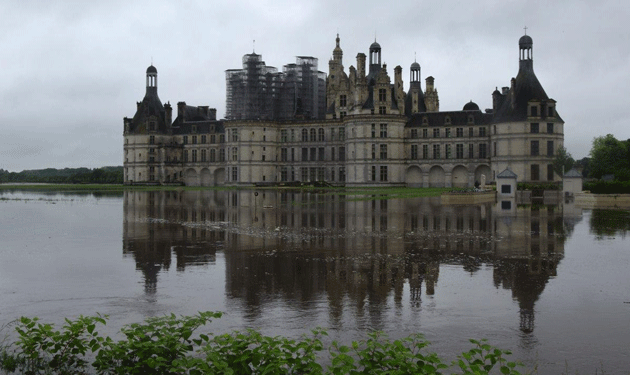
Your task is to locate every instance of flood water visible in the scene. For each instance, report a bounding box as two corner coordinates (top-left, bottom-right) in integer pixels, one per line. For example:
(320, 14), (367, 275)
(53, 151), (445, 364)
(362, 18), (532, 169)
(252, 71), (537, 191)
(0, 189), (629, 374)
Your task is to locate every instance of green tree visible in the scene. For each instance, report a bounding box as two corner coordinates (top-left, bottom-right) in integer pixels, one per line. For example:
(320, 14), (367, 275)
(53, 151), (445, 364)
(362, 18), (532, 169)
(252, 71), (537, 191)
(588, 134), (630, 180)
(574, 157), (590, 178)
(552, 146), (575, 177)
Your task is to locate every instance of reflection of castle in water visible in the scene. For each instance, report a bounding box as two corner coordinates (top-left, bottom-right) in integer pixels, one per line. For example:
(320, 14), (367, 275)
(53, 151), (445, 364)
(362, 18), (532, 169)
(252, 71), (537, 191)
(123, 190), (577, 332)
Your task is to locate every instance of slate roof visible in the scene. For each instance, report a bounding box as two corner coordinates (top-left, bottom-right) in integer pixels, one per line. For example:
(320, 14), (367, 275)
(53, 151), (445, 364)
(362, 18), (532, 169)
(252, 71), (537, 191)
(130, 87), (166, 133)
(563, 169), (583, 178)
(406, 109), (493, 128)
(497, 168), (518, 179)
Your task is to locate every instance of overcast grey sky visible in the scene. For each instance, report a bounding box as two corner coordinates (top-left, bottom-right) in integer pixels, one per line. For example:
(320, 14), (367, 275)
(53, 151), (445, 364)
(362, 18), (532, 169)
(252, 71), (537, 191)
(1, 0), (628, 171)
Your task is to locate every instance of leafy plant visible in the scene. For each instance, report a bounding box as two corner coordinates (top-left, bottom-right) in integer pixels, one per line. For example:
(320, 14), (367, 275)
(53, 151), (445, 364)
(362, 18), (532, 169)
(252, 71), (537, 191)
(92, 311), (221, 375)
(0, 314), (106, 374)
(454, 339), (523, 375)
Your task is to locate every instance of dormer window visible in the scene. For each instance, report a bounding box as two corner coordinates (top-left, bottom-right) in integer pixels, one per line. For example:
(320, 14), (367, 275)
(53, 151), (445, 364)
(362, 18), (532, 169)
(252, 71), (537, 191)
(422, 117), (428, 125)
(378, 89), (387, 102)
(467, 115), (474, 125)
(339, 95), (347, 108)
(530, 105), (538, 117)
(547, 105), (554, 117)
(444, 116), (451, 125)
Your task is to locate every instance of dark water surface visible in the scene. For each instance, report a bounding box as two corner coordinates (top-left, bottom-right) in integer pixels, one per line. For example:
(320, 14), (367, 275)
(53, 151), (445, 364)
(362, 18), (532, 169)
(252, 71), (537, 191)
(1, 190), (628, 374)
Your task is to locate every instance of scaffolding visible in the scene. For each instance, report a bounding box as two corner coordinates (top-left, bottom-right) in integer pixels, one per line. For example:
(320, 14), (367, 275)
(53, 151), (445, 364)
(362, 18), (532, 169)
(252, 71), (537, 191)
(225, 53), (326, 121)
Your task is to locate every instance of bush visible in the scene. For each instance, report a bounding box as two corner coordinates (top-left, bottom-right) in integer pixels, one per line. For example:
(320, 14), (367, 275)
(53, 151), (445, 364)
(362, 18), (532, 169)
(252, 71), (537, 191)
(0, 312), (525, 375)
(583, 180), (630, 194)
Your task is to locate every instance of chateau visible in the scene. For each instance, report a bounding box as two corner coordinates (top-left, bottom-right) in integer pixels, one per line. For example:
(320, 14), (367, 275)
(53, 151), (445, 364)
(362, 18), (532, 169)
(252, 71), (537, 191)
(123, 34), (563, 187)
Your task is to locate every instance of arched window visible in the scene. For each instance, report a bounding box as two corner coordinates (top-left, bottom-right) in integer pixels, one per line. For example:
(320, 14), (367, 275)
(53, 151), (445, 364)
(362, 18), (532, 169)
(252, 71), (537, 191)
(310, 128), (316, 142)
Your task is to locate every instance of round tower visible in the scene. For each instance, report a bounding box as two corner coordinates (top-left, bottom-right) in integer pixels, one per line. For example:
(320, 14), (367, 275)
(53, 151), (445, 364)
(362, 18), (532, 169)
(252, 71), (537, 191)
(519, 34), (533, 71)
(146, 65), (158, 94)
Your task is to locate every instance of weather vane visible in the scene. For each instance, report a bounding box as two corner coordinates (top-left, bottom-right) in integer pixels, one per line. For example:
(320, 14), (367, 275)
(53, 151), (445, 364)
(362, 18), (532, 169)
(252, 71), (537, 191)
(524, 26), (528, 35)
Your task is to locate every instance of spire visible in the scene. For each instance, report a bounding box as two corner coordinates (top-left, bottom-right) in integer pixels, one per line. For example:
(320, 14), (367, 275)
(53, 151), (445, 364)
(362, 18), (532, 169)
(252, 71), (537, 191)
(519, 32), (533, 71)
(146, 65), (158, 96)
(333, 33), (343, 62)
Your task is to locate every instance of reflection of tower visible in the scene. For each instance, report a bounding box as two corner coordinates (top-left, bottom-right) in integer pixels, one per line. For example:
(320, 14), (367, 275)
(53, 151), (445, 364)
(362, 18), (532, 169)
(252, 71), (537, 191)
(123, 190), (224, 296)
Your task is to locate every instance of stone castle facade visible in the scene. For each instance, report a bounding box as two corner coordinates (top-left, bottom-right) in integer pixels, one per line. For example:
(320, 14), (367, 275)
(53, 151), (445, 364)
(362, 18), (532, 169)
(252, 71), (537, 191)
(123, 34), (564, 187)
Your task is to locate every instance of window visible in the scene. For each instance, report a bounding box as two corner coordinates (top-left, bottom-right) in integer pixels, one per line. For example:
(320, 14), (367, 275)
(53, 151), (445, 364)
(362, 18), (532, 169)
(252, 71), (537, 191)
(411, 129), (418, 139)
(210, 149), (216, 162)
(281, 130), (288, 142)
(548, 106), (554, 117)
(331, 147), (335, 161)
(191, 149), (198, 162)
(531, 140), (539, 156)
(318, 147), (325, 161)
(330, 128), (336, 141)
(411, 145), (418, 159)
(445, 116), (451, 125)
(201, 149), (207, 162)
(380, 144), (387, 159)
(379, 106), (387, 114)
(422, 128), (428, 138)
(231, 147), (238, 161)
(433, 128), (439, 138)
(479, 143), (487, 158)
(232, 167), (238, 181)
(469, 144), (474, 158)
(219, 149), (225, 161)
(456, 128), (463, 137)
(468, 127), (474, 137)
(310, 147), (316, 161)
(310, 128), (316, 142)
(339, 167), (345, 181)
(380, 166), (388, 181)
(302, 148), (308, 161)
(192, 135), (198, 144)
(445, 144), (452, 159)
(149, 121), (156, 131)
(339, 127), (345, 141)
(210, 134), (216, 144)
(547, 164), (554, 181)
(547, 123), (554, 134)
(501, 185), (511, 194)
(371, 166), (377, 181)
(479, 127), (487, 137)
(456, 144), (464, 159)
(317, 167), (325, 181)
(530, 123), (539, 133)
(422, 145), (429, 159)
(281, 148), (288, 161)
(318, 128), (325, 142)
(149, 136), (155, 145)
(378, 88), (387, 101)
(371, 144), (376, 159)
(379, 124), (387, 138)
(547, 141), (554, 156)
(183, 150), (188, 162)
(302, 129), (308, 142)
(290, 129), (295, 141)
(531, 164), (540, 180)
(281, 167), (288, 182)
(371, 124), (376, 138)
(201, 135), (207, 144)
(433, 144), (440, 159)
(339, 95), (347, 107)
(219, 134), (225, 143)
(530, 105), (538, 117)
(445, 128), (451, 138)
(339, 147), (345, 161)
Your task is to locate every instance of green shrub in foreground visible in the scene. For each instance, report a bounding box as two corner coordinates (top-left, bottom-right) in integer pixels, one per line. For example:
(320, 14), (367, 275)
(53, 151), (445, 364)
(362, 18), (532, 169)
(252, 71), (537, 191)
(0, 312), (525, 374)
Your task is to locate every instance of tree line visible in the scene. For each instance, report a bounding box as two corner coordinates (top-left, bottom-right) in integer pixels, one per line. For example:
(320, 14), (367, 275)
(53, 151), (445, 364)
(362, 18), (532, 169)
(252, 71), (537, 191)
(0, 166), (123, 184)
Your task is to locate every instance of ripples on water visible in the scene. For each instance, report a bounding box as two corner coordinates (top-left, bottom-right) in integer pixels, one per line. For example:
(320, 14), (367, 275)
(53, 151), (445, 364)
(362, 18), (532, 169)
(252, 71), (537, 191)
(0, 189), (629, 374)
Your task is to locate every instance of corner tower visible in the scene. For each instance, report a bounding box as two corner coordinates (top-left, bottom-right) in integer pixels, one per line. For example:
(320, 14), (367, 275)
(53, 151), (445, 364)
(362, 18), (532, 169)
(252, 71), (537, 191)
(490, 34), (564, 184)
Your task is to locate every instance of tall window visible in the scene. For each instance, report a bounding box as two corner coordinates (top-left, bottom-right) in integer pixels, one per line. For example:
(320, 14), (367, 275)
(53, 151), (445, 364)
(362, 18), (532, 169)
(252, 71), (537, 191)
(531, 164), (540, 180)
(231, 147), (238, 161)
(456, 128), (463, 137)
(310, 128), (316, 142)
(339, 127), (345, 141)
(380, 144), (387, 159)
(380, 124), (387, 138)
(149, 136), (155, 145)
(411, 145), (418, 159)
(201, 135), (207, 144)
(479, 127), (487, 137)
(183, 150), (188, 162)
(433, 144), (440, 159)
(318, 128), (325, 142)
(422, 128), (428, 138)
(302, 129), (308, 142)
(371, 144), (376, 160)
(192, 135), (198, 144)
(456, 144), (464, 159)
(302, 148), (308, 161)
(281, 130), (288, 142)
(530, 123), (539, 133)
(318, 147), (325, 161)
(445, 128), (451, 138)
(433, 128), (440, 138)
(191, 149), (198, 162)
(445, 144), (452, 159)
(378, 88), (387, 101)
(468, 127), (473, 137)
(547, 123), (554, 134)
(310, 147), (316, 161)
(531, 140), (539, 156)
(530, 106), (538, 117)
(380, 166), (388, 181)
(479, 143), (487, 158)
(547, 164), (554, 181)
(232, 167), (238, 182)
(422, 144), (428, 159)
(339, 95), (347, 107)
(379, 106), (387, 114)
(371, 166), (377, 181)
(281, 148), (288, 161)
(201, 149), (207, 162)
(547, 141), (554, 156)
(469, 144), (474, 158)
(210, 149), (216, 162)
(219, 149), (225, 161)
(339, 147), (345, 161)
(411, 129), (418, 139)
(371, 124), (376, 138)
